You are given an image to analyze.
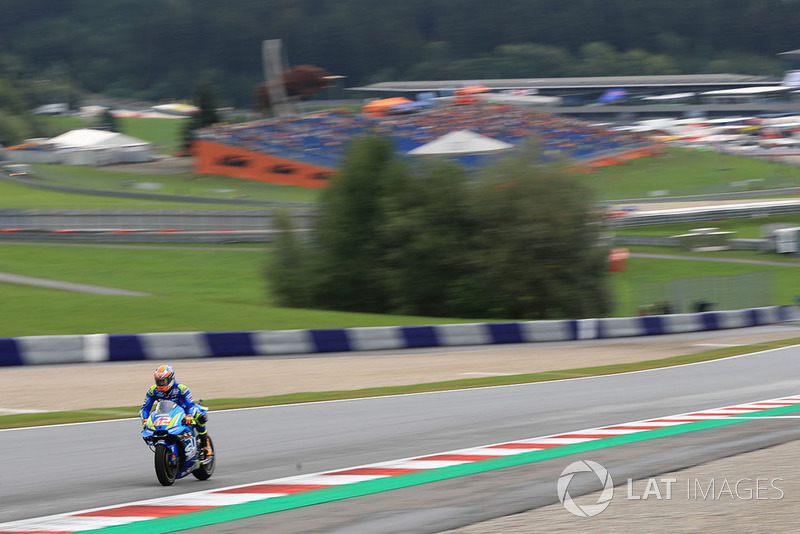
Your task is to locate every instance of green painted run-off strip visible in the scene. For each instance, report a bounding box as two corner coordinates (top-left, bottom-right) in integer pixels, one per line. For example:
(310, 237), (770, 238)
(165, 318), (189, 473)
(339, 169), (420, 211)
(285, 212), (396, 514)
(82, 402), (800, 533)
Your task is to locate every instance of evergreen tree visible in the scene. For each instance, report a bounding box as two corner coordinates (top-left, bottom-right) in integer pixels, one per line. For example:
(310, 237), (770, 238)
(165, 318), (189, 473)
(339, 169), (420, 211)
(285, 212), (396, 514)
(98, 108), (119, 132)
(195, 83), (220, 128)
(181, 83), (221, 154)
(181, 114), (199, 155)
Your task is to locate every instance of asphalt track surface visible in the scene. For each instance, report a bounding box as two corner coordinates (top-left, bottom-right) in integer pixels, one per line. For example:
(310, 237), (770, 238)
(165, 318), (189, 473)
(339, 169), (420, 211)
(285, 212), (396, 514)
(3, 334), (800, 533)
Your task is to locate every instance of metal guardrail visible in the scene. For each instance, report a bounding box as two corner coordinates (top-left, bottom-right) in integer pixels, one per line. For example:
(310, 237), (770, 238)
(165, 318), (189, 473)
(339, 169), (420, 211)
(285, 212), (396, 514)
(0, 208), (317, 231)
(610, 200), (800, 228)
(604, 187), (800, 206)
(3, 201), (799, 244)
(612, 235), (768, 251)
(1, 174), (317, 208)
(0, 229), (288, 244)
(612, 235), (677, 247)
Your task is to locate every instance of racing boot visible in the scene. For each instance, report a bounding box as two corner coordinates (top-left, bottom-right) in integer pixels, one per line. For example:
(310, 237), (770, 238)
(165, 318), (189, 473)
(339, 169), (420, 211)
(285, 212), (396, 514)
(198, 431), (211, 460)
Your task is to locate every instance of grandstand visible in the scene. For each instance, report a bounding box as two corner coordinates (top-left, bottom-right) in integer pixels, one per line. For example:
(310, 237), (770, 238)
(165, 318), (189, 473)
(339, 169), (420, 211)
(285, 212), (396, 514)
(194, 44), (797, 186)
(195, 103), (659, 187)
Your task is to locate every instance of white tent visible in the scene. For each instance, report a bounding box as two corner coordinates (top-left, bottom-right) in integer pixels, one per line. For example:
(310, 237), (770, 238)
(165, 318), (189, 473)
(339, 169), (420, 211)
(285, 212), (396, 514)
(408, 130), (514, 155)
(44, 129), (149, 150)
(41, 129), (154, 166)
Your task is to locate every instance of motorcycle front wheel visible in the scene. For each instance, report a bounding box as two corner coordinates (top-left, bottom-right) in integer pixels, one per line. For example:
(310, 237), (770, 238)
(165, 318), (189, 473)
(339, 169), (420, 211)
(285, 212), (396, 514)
(193, 435), (215, 481)
(155, 443), (178, 486)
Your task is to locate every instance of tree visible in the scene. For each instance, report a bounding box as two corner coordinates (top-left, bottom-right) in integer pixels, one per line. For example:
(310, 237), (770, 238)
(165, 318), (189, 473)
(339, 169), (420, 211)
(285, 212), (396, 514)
(2, 1), (799, 105)
(97, 108), (119, 132)
(469, 144), (611, 319)
(195, 83), (220, 128)
(180, 116), (198, 155)
(267, 210), (313, 307)
(488, 43), (574, 78)
(0, 71), (35, 146)
(182, 83), (221, 154)
(376, 159), (477, 316)
(305, 135), (402, 312)
(269, 136), (612, 320)
(405, 42), (457, 80)
(576, 42), (622, 77)
(0, 110), (33, 147)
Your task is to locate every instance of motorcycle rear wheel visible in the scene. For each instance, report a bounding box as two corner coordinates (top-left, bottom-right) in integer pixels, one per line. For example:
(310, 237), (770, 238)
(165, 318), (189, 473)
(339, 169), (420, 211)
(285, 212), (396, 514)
(193, 436), (215, 480)
(155, 443), (178, 486)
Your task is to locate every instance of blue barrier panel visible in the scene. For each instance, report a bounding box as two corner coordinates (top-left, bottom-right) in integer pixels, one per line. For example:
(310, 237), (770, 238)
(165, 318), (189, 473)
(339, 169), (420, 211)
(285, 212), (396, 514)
(205, 331), (257, 357)
(0, 338), (23, 366)
(108, 334), (147, 361)
(596, 320), (607, 339)
(309, 329), (352, 353)
(401, 326), (440, 348)
(486, 323), (525, 344)
(641, 316), (665, 335)
(566, 320), (580, 340)
(4, 305), (796, 366)
(779, 305), (797, 322)
(700, 312), (720, 331)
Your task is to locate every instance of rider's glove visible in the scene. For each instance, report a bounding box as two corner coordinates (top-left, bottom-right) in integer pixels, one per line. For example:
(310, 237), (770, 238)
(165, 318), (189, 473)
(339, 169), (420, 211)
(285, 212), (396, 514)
(141, 419), (147, 429)
(183, 414), (194, 425)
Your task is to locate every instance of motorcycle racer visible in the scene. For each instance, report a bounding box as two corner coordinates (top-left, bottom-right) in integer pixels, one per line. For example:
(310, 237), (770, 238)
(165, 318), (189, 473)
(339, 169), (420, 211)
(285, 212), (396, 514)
(140, 364), (211, 459)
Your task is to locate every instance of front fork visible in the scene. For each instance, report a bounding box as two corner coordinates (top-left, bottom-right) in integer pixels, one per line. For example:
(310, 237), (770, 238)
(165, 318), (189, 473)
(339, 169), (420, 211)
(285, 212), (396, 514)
(153, 440), (180, 464)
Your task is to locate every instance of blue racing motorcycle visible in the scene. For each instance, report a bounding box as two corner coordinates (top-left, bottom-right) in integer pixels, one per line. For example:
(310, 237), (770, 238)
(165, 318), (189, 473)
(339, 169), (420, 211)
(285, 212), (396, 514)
(142, 400), (215, 486)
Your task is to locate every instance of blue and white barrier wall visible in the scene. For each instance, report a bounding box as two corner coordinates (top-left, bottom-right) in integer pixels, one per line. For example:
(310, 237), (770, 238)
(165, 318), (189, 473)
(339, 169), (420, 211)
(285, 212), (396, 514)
(0, 306), (797, 366)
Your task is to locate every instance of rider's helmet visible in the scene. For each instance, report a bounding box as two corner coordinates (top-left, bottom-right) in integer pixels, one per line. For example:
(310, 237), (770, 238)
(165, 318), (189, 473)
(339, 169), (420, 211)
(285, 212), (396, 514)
(154, 364), (175, 392)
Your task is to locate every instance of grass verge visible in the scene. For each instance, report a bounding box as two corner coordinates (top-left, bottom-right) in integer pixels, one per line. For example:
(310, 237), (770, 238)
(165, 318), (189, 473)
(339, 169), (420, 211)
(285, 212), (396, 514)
(28, 163), (321, 205)
(588, 147), (800, 200)
(2, 242), (798, 335)
(4, 335), (798, 430)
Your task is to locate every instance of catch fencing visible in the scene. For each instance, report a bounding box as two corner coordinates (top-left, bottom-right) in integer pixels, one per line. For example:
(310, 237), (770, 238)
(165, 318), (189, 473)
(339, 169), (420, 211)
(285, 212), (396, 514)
(634, 272), (771, 314)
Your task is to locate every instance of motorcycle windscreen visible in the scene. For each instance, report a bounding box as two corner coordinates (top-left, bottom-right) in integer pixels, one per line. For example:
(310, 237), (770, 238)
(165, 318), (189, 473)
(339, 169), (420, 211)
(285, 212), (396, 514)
(152, 400), (178, 415)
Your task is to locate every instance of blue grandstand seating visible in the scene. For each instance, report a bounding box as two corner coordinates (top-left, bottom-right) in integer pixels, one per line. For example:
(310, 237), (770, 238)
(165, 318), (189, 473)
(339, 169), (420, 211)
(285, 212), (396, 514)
(198, 104), (652, 169)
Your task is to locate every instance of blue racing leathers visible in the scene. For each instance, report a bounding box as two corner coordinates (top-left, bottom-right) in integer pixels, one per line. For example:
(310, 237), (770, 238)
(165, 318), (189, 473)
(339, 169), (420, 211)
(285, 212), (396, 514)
(140, 383), (206, 433)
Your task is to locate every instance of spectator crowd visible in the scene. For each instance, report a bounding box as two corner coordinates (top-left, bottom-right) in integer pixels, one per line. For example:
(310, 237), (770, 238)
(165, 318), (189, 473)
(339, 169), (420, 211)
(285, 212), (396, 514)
(198, 103), (653, 169)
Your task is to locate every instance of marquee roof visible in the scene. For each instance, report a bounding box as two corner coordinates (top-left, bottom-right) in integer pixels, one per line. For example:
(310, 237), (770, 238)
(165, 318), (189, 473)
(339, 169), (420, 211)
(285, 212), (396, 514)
(44, 129), (150, 149)
(408, 130), (514, 155)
